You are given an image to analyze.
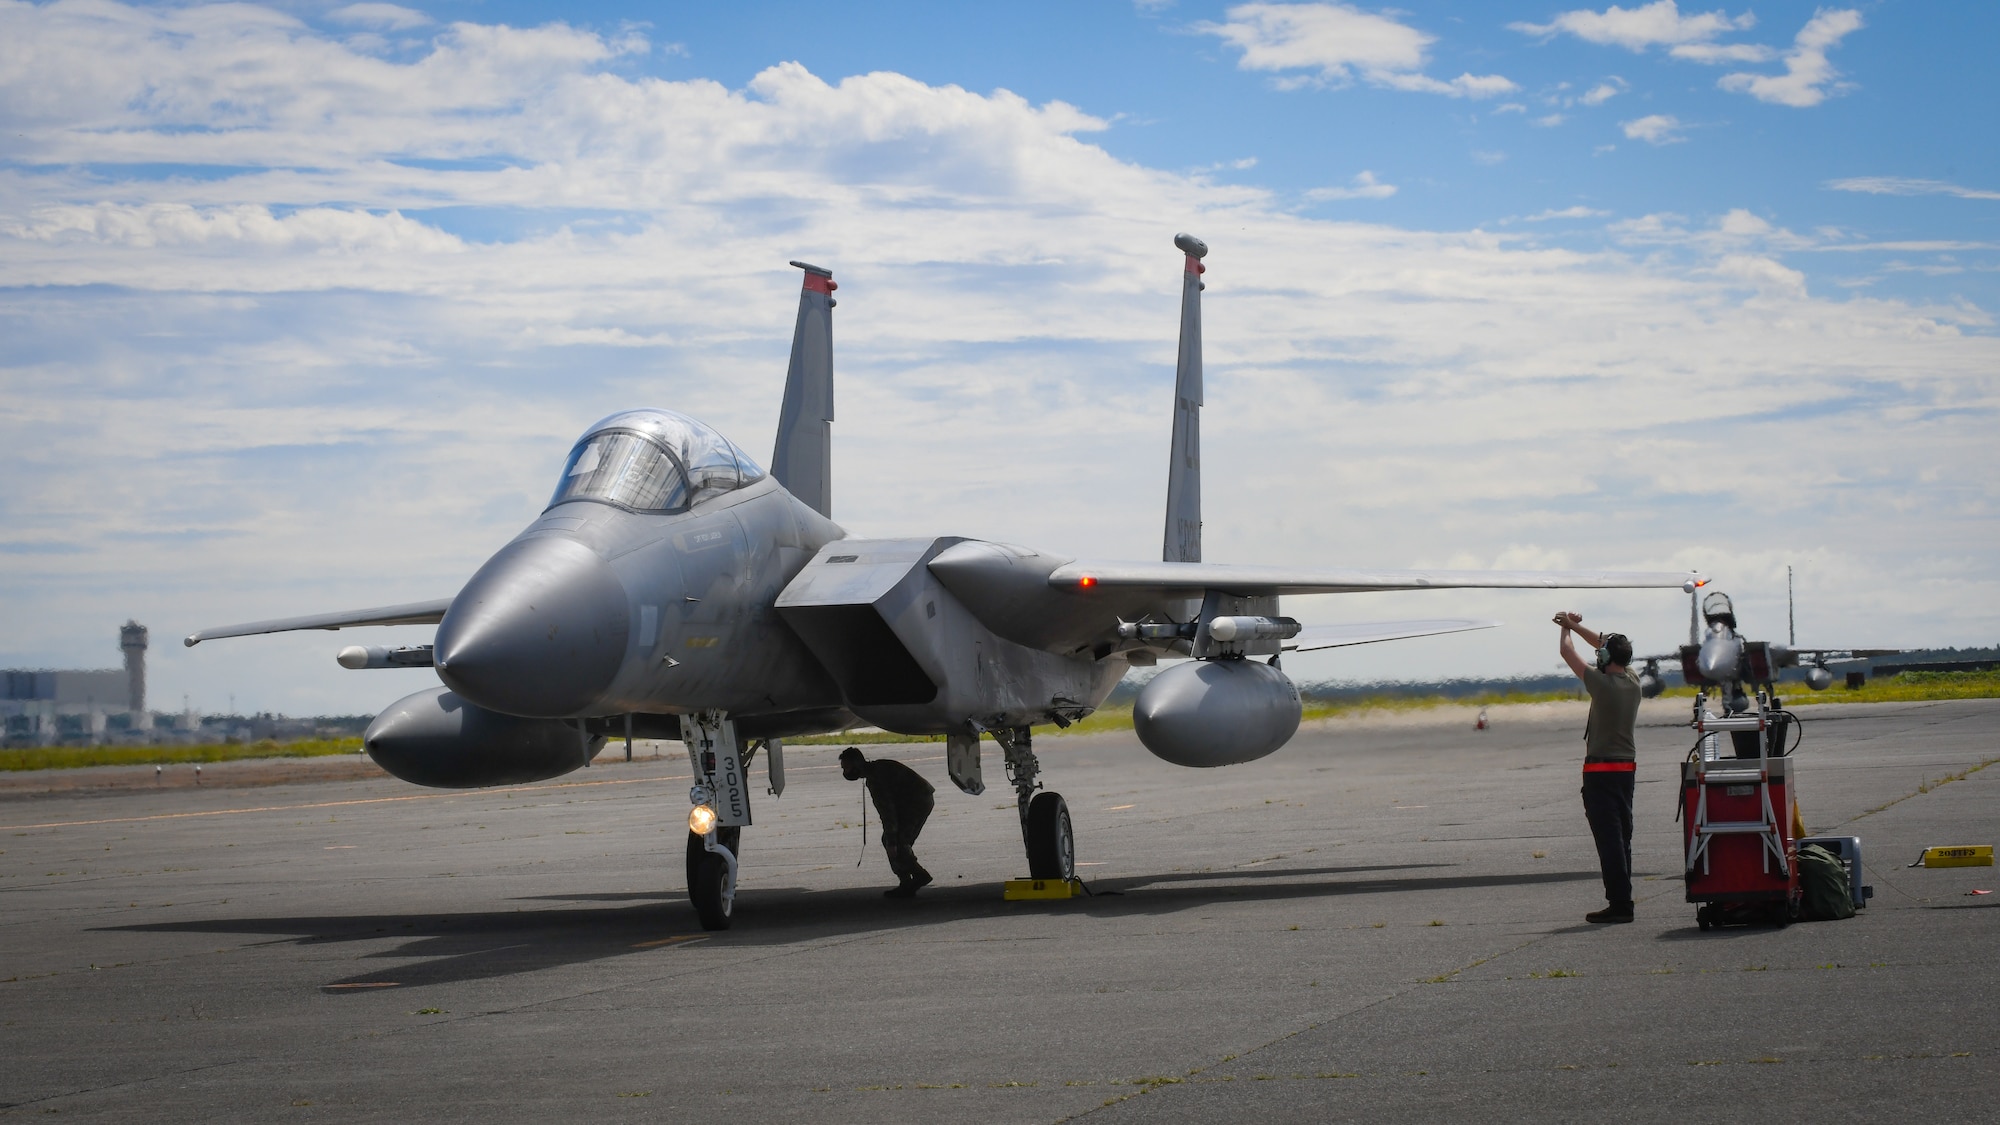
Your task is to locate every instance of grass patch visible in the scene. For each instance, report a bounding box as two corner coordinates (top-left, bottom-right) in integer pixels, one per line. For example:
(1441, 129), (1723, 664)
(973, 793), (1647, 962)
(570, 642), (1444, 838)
(742, 671), (2000, 749)
(787, 730), (947, 746)
(1782, 669), (2000, 706)
(2, 738), (364, 772)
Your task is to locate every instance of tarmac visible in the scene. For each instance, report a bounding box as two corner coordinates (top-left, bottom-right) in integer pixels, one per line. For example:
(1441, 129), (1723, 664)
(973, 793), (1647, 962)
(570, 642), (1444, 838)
(2, 697), (1995, 1122)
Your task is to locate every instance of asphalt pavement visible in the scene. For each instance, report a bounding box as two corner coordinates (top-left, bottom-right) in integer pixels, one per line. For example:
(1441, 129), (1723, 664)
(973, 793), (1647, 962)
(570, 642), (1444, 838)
(2, 698), (1995, 1122)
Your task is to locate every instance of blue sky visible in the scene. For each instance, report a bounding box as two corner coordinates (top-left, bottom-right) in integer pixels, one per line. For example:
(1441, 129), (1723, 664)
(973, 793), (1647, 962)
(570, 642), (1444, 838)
(3, 1), (1996, 714)
(326, 0), (1999, 306)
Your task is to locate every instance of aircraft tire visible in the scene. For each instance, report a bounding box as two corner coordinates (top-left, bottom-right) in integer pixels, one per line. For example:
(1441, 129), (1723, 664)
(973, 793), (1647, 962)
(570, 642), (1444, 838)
(685, 827), (740, 891)
(690, 852), (732, 930)
(686, 829), (738, 931)
(1024, 792), (1075, 881)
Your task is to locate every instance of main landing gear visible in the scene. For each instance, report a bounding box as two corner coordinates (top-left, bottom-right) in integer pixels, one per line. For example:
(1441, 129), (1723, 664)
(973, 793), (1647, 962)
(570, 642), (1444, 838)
(994, 726), (1074, 881)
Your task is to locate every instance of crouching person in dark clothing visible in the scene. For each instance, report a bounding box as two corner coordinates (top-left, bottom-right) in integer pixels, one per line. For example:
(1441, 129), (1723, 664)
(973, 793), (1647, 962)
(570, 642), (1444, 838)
(840, 747), (937, 898)
(1555, 611), (1641, 924)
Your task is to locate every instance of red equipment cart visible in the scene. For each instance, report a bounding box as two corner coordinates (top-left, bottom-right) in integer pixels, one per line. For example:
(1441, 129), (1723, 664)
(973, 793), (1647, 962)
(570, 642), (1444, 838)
(1683, 694), (1798, 929)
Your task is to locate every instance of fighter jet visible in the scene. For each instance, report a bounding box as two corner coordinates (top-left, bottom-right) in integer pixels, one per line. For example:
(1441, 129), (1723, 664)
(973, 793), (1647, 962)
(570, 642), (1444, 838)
(187, 235), (1700, 929)
(1636, 572), (1898, 712)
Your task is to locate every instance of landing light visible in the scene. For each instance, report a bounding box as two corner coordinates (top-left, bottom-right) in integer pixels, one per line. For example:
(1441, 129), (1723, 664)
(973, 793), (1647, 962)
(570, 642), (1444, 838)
(688, 805), (718, 836)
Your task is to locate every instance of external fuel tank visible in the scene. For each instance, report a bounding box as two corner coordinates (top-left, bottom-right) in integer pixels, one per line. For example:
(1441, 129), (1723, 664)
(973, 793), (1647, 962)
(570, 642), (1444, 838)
(1133, 659), (1302, 767)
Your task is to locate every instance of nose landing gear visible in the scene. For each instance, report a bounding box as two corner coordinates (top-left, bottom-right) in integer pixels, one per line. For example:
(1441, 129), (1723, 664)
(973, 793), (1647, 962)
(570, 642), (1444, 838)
(684, 710), (748, 931)
(995, 726), (1075, 881)
(686, 827), (738, 931)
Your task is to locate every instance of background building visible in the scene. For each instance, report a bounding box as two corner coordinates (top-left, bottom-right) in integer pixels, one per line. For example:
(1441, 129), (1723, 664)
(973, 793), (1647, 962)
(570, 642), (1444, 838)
(1, 620), (185, 747)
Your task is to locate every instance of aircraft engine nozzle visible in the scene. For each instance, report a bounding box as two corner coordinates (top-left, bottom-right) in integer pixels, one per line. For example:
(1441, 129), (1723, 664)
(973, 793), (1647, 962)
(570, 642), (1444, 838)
(433, 535), (630, 717)
(364, 686), (599, 788)
(1133, 659), (1301, 768)
(1804, 665), (1834, 691)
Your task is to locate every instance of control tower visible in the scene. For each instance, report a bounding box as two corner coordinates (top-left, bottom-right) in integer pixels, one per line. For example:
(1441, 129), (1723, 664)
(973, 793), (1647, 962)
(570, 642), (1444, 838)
(120, 620), (148, 715)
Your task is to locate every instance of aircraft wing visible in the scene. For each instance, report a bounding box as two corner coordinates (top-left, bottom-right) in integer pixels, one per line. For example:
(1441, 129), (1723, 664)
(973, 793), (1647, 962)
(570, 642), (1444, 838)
(1286, 618), (1499, 652)
(1049, 561), (1701, 597)
(184, 598), (454, 647)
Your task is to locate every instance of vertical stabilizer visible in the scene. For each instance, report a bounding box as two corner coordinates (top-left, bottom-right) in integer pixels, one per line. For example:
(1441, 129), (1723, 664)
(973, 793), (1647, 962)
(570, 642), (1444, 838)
(1787, 565), (1796, 647)
(772, 261), (837, 518)
(1163, 234), (1206, 563)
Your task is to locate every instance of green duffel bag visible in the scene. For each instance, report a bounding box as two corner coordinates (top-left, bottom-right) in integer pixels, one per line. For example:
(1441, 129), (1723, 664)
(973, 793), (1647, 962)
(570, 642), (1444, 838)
(1798, 843), (1856, 921)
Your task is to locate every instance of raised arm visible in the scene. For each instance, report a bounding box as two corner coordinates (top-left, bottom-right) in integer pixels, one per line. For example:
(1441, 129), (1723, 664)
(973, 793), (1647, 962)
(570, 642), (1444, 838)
(1554, 611), (1599, 679)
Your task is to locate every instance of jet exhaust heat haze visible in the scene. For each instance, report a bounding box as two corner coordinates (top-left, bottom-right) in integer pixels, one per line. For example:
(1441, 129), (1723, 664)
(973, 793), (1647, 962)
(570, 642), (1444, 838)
(187, 239), (1701, 929)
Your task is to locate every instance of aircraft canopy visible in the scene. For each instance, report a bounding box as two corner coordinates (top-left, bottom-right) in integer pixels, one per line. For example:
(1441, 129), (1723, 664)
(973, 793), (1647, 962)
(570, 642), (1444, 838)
(548, 409), (766, 513)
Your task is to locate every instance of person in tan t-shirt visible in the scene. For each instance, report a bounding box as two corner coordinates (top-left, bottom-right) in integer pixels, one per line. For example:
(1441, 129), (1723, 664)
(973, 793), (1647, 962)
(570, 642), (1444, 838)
(1555, 611), (1640, 924)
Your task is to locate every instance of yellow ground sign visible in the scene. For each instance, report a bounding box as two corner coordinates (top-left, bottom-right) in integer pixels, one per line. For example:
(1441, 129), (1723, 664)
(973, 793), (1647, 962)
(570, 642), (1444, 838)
(1911, 845), (1994, 868)
(1003, 877), (1084, 900)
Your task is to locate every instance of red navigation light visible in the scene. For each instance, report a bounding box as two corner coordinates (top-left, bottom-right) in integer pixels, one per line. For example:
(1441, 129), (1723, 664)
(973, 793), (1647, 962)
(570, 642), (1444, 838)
(1078, 575), (1098, 589)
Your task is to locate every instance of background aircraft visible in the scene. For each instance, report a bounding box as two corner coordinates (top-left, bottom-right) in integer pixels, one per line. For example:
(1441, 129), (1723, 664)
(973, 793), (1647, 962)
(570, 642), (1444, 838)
(1637, 568), (1899, 712)
(187, 236), (1699, 929)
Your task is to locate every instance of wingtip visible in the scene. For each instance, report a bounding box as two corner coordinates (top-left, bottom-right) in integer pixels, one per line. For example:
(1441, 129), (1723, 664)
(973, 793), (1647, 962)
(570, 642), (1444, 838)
(183, 633), (200, 648)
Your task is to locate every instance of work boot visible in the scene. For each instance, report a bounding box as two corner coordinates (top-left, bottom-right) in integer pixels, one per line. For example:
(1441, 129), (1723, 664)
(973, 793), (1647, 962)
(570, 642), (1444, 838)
(883, 878), (917, 899)
(1586, 903), (1635, 924)
(907, 866), (934, 893)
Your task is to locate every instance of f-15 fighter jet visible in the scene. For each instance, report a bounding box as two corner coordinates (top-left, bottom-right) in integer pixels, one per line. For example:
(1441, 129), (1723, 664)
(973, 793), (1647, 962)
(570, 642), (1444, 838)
(1636, 573), (1898, 712)
(187, 235), (1700, 929)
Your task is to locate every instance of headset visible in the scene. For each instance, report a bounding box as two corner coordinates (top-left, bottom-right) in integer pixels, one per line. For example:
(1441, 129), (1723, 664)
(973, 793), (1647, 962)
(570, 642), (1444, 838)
(1595, 632), (1632, 671)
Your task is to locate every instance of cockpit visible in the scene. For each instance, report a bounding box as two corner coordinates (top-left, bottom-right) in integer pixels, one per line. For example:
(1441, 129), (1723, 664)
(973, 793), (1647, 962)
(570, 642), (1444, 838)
(1701, 590), (1737, 630)
(547, 409), (767, 513)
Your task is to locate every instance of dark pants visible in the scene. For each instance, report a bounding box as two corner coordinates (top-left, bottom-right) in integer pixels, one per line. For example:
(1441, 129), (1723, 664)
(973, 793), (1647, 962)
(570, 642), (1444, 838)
(1581, 772), (1635, 907)
(880, 794), (935, 880)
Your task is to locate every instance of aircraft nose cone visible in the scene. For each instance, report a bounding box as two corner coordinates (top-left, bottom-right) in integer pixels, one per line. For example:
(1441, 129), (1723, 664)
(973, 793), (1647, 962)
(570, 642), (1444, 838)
(434, 535), (630, 717)
(1697, 635), (1739, 682)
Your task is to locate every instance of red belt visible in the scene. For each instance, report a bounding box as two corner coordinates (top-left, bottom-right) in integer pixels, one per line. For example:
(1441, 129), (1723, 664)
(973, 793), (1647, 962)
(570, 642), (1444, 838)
(1583, 761), (1636, 773)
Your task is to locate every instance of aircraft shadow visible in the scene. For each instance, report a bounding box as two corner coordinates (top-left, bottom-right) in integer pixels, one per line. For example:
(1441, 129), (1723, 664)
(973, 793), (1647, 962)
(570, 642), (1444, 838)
(102, 863), (1600, 993)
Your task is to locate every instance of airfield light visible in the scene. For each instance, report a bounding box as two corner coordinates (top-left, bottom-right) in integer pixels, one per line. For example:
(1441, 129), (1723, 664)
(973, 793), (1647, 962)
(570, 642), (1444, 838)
(1078, 575), (1097, 589)
(688, 805), (718, 836)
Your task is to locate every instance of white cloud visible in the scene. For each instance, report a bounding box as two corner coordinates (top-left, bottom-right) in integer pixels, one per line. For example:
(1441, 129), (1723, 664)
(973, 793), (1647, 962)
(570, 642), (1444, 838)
(1827, 177), (2000, 202)
(1303, 170), (1396, 201)
(1609, 208), (1820, 255)
(1710, 253), (1808, 298)
(327, 4), (432, 30)
(1621, 113), (1685, 144)
(1198, 156), (1261, 172)
(1520, 205), (1611, 222)
(1533, 113), (1566, 127)
(1719, 9), (1863, 107)
(1511, 1), (1754, 51)
(1579, 81), (1623, 105)
(1493, 102), (1527, 115)
(1, 2), (1994, 709)
(4, 203), (465, 253)
(1670, 41), (1774, 64)
(1197, 3), (1517, 98)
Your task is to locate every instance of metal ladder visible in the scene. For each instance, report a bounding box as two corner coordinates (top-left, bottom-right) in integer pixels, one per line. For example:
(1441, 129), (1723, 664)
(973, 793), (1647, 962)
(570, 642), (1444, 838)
(1685, 690), (1788, 876)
